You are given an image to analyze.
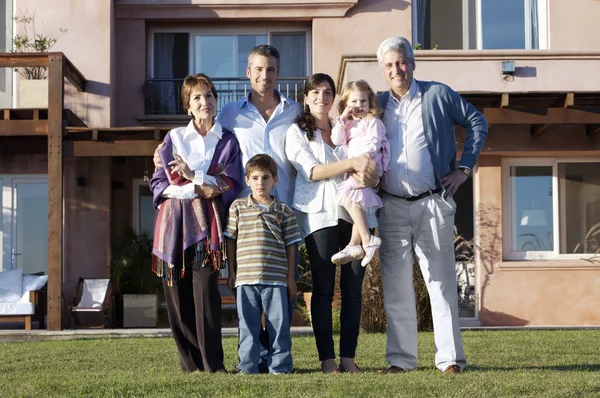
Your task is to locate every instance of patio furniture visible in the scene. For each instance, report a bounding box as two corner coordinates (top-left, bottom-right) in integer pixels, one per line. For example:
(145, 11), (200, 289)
(0, 269), (48, 330)
(70, 278), (114, 328)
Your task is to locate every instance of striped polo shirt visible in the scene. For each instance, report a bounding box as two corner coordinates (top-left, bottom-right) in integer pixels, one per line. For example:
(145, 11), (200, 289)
(225, 195), (302, 287)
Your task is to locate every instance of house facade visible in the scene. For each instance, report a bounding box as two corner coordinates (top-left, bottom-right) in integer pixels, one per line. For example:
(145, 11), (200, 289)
(1, 0), (599, 329)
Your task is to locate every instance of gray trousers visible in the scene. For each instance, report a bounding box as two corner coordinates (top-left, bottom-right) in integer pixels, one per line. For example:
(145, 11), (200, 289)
(378, 192), (466, 371)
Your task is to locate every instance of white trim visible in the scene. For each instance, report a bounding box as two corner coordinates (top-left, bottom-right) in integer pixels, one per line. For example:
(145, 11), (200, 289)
(502, 157), (600, 262)
(412, 0), (419, 47)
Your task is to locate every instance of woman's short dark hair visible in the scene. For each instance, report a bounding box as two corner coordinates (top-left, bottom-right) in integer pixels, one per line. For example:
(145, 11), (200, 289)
(296, 73), (336, 141)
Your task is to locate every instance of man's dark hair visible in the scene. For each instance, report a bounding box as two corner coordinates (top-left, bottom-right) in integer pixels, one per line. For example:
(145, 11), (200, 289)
(247, 45), (281, 74)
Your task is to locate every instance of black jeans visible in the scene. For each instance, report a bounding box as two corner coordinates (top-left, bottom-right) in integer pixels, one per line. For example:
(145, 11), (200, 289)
(304, 220), (366, 361)
(163, 266), (224, 372)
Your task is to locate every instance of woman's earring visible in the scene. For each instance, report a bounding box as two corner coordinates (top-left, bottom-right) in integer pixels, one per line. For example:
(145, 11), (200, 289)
(188, 111), (192, 116)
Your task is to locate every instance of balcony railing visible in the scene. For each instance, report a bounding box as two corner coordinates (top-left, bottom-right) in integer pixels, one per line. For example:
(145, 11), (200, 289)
(143, 77), (306, 115)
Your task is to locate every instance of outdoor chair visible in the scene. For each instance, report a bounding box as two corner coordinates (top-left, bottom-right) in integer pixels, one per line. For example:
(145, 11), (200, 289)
(69, 277), (114, 328)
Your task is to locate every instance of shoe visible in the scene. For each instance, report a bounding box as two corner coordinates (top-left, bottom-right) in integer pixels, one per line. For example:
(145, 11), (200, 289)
(377, 365), (406, 374)
(443, 365), (462, 374)
(361, 235), (382, 267)
(331, 245), (364, 265)
(212, 368), (228, 374)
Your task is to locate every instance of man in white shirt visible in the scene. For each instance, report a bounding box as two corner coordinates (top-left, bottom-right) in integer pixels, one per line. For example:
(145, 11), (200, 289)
(376, 36), (488, 375)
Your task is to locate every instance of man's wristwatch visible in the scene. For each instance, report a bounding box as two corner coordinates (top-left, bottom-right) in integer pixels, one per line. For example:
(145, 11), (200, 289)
(459, 167), (472, 177)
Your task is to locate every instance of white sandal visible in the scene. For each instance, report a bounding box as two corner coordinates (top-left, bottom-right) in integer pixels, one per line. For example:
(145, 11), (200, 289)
(331, 245), (364, 265)
(361, 235), (382, 267)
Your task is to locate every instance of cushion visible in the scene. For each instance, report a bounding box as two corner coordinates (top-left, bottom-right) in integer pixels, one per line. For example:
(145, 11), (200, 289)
(75, 279), (109, 309)
(22, 274), (48, 292)
(18, 275), (48, 303)
(0, 269), (23, 303)
(0, 302), (34, 315)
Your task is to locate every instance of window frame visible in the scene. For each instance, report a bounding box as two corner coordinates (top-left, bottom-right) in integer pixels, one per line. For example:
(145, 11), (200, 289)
(412, 0), (548, 50)
(502, 157), (600, 261)
(147, 25), (312, 79)
(132, 179), (153, 236)
(475, 0), (548, 50)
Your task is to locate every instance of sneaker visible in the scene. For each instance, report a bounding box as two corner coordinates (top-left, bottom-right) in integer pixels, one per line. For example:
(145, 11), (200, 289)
(361, 235), (382, 267)
(331, 245), (364, 265)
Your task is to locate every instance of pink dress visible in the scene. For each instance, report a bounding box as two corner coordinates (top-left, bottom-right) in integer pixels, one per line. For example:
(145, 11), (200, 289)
(331, 116), (390, 212)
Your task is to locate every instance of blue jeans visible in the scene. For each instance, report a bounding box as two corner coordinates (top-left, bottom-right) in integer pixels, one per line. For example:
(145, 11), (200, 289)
(258, 245), (298, 371)
(236, 285), (292, 374)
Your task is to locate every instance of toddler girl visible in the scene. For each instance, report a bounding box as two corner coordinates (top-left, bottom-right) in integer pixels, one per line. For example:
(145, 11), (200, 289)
(331, 80), (390, 267)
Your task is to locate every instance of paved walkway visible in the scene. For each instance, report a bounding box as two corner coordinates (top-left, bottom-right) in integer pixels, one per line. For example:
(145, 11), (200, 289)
(0, 325), (314, 343)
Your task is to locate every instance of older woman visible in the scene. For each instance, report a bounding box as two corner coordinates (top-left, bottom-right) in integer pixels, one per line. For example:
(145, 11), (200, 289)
(285, 73), (378, 374)
(150, 73), (242, 373)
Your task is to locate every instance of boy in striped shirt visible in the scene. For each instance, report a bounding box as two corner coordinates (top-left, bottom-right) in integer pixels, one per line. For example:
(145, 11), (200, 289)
(225, 154), (302, 374)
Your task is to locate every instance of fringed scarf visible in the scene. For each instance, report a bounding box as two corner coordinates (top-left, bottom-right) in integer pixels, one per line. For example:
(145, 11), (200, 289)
(150, 128), (242, 286)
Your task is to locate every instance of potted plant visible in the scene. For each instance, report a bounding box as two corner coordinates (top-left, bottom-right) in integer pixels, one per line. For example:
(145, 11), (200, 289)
(12, 10), (67, 108)
(110, 224), (161, 328)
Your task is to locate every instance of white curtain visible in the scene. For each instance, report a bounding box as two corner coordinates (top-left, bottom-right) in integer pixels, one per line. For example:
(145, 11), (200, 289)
(529, 0), (539, 49)
(153, 33), (176, 114)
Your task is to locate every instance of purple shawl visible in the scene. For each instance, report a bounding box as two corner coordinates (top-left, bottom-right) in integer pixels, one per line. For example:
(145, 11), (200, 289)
(150, 128), (241, 281)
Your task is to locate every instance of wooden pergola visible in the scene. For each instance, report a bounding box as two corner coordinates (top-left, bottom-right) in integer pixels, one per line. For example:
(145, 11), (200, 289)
(0, 53), (179, 330)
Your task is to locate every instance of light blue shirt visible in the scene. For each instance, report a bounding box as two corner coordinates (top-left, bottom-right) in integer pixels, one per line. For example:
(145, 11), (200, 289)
(217, 90), (303, 207)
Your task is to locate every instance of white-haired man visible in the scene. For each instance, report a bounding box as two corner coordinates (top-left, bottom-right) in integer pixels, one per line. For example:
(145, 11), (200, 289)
(376, 36), (488, 374)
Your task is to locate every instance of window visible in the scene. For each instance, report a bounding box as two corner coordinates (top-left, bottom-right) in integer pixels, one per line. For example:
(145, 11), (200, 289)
(0, 0), (13, 107)
(414, 0), (547, 50)
(502, 159), (600, 260)
(146, 27), (310, 114)
(133, 180), (155, 238)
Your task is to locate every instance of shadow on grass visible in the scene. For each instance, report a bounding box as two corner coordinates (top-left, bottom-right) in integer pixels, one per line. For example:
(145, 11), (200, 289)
(468, 364), (600, 372)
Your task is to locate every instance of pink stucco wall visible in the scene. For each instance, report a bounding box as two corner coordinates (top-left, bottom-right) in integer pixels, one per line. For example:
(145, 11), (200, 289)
(16, 0), (113, 127)
(549, 0), (600, 50)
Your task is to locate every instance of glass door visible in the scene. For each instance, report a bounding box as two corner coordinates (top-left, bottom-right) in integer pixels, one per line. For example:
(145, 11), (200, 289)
(0, 176), (48, 274)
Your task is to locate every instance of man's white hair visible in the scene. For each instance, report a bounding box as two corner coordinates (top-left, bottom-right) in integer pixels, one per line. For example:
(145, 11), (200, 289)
(377, 36), (415, 66)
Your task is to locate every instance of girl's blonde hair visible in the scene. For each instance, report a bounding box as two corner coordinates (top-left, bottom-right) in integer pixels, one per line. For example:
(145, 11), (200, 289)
(337, 79), (381, 118)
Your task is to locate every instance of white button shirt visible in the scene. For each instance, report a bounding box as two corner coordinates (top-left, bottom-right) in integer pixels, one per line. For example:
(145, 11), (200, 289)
(162, 119), (222, 199)
(217, 90), (303, 207)
(381, 79), (437, 197)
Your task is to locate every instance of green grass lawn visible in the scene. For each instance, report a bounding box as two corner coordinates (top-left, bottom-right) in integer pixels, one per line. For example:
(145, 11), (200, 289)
(1, 330), (600, 397)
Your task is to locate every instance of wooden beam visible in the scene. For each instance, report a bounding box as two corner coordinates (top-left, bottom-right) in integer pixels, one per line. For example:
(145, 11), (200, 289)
(531, 124), (551, 135)
(0, 120), (48, 136)
(586, 124), (600, 136)
(0, 138), (48, 153)
(63, 55), (87, 92)
(564, 92), (575, 108)
(64, 140), (164, 157)
(483, 107), (600, 125)
(47, 53), (64, 331)
(500, 93), (509, 108)
(0, 53), (49, 68)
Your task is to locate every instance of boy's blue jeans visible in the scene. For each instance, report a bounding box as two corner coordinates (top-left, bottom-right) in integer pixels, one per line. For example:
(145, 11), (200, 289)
(236, 284), (292, 374)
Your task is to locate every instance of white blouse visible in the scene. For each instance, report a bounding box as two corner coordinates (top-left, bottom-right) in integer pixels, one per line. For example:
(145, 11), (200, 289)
(162, 119), (223, 199)
(285, 122), (377, 238)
